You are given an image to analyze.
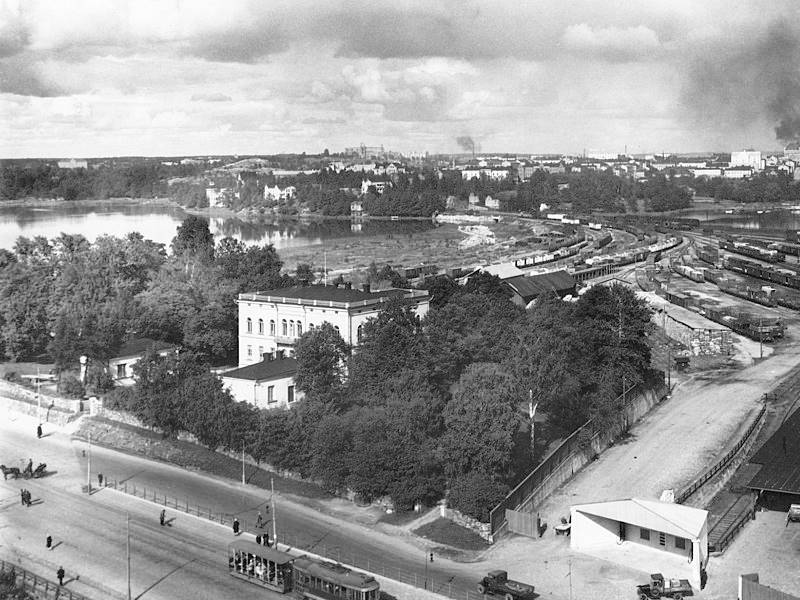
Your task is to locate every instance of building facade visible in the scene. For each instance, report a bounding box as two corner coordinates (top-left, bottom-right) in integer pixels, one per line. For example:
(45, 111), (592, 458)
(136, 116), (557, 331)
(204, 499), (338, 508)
(236, 285), (430, 366)
(220, 353), (303, 410)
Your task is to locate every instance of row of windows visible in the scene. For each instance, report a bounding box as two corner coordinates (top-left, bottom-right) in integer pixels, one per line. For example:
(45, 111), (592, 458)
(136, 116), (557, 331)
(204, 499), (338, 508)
(639, 527), (686, 549)
(294, 572), (378, 600)
(246, 318), (348, 339)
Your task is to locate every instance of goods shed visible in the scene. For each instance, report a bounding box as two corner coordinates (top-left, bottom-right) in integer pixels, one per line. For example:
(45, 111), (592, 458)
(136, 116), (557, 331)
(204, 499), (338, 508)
(747, 408), (800, 511)
(570, 498), (708, 588)
(503, 270), (576, 307)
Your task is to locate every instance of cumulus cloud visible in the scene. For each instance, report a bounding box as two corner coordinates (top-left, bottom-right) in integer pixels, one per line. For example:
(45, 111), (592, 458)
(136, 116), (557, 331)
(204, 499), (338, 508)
(562, 23), (661, 61)
(190, 92), (232, 102)
(0, 56), (63, 97)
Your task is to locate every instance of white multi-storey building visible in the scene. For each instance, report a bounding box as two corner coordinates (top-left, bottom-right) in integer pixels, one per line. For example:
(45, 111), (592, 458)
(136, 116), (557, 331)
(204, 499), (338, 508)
(236, 284), (430, 366)
(730, 150), (763, 171)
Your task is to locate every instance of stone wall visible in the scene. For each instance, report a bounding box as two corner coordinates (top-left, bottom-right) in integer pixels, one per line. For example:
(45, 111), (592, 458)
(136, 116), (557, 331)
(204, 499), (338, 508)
(439, 504), (492, 542)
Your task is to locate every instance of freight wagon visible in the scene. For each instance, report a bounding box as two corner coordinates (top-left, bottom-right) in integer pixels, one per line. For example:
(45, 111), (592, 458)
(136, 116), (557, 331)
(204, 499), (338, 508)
(719, 239), (785, 263)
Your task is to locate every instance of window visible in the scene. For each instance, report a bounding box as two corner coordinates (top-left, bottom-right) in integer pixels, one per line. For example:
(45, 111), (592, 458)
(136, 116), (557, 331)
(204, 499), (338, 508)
(258, 346), (263, 358)
(116, 364), (126, 378)
(258, 318), (264, 334)
(309, 323), (314, 330)
(246, 317), (252, 333)
(270, 320), (275, 335)
(247, 345), (252, 357)
(639, 528), (650, 541)
(267, 386), (275, 403)
(281, 319), (287, 336)
(296, 323), (302, 336)
(357, 324), (363, 342)
(289, 321), (295, 337)
(659, 532), (666, 546)
(288, 386), (295, 403)
(675, 537), (686, 550)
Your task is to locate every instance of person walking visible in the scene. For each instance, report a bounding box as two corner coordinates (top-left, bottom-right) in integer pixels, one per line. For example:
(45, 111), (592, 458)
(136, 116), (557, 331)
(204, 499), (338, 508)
(37, 424), (42, 439)
(232, 517), (240, 535)
(160, 509), (166, 526)
(256, 511), (264, 529)
(57, 566), (65, 586)
(46, 535), (52, 550)
(98, 473), (104, 487)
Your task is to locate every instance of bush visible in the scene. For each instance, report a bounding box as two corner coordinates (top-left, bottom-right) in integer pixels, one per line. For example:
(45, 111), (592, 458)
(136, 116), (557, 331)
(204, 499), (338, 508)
(59, 375), (85, 398)
(447, 472), (509, 522)
(103, 386), (137, 410)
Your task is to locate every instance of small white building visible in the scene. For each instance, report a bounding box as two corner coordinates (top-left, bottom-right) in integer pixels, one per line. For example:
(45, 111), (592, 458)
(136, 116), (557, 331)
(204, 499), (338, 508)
(57, 158), (88, 169)
(220, 353), (303, 410)
(107, 338), (179, 385)
(360, 179), (389, 195)
(570, 498), (708, 589)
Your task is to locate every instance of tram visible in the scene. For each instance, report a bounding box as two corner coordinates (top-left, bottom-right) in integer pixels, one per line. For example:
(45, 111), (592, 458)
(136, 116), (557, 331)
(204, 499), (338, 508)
(228, 540), (294, 593)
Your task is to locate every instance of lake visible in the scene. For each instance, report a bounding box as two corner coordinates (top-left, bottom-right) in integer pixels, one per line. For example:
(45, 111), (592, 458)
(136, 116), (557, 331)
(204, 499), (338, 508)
(0, 201), (437, 252)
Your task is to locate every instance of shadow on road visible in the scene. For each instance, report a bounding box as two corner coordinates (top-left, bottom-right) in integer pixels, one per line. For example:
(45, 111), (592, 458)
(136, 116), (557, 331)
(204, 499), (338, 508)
(135, 558), (195, 600)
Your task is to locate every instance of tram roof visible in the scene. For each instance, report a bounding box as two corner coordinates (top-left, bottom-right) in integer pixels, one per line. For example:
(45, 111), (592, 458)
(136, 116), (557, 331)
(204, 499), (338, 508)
(293, 557), (378, 590)
(228, 540), (294, 564)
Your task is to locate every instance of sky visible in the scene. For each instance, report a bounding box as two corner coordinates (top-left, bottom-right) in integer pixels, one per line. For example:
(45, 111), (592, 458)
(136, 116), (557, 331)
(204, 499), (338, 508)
(2, 0), (800, 158)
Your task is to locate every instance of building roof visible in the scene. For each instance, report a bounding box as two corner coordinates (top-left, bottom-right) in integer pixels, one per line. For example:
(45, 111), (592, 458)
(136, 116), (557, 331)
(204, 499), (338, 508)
(571, 498), (708, 539)
(240, 285), (415, 304)
(220, 357), (298, 382)
(747, 408), (800, 494)
(504, 270), (576, 302)
(113, 338), (176, 360)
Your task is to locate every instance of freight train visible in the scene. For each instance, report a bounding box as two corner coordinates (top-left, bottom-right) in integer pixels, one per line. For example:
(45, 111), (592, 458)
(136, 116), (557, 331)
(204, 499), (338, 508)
(723, 255), (800, 291)
(719, 239), (785, 263)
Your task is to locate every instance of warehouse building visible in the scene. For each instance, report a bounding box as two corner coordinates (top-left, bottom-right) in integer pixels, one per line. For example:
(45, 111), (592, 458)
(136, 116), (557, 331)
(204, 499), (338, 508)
(570, 498), (708, 588)
(747, 408), (800, 511)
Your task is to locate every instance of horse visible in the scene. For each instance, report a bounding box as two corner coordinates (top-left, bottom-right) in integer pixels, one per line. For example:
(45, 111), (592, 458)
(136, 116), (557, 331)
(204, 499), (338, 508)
(0, 465), (21, 480)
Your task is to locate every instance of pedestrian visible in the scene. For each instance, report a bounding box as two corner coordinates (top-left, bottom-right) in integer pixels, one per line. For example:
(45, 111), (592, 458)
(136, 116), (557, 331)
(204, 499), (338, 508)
(232, 517), (240, 535)
(37, 424), (42, 439)
(263, 532), (270, 547)
(255, 534), (261, 545)
(20, 489), (24, 506)
(160, 509), (166, 526)
(98, 473), (104, 487)
(23, 490), (31, 507)
(57, 566), (65, 586)
(256, 511), (263, 528)
(46, 535), (52, 550)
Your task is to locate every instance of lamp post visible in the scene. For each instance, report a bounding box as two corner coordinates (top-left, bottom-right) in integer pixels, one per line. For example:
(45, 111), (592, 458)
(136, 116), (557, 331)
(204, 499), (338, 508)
(241, 442), (246, 485)
(271, 477), (277, 547)
(126, 512), (131, 600)
(424, 551), (428, 590)
(87, 432), (91, 494)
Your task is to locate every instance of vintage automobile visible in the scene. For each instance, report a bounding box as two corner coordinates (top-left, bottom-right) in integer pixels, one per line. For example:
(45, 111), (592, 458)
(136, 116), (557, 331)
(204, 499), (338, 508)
(477, 570), (535, 600)
(787, 504), (800, 523)
(636, 573), (693, 600)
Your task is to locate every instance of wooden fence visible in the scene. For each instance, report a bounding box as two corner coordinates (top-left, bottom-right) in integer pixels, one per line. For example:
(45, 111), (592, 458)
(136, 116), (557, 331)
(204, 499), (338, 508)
(0, 558), (92, 600)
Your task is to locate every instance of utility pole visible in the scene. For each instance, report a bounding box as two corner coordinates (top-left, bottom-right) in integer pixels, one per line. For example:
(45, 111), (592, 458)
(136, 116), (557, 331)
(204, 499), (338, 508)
(87, 433), (91, 494)
(36, 366), (41, 425)
(241, 442), (246, 485)
(667, 345), (672, 389)
(424, 551), (428, 589)
(760, 319), (763, 359)
(126, 512), (131, 600)
(271, 477), (277, 546)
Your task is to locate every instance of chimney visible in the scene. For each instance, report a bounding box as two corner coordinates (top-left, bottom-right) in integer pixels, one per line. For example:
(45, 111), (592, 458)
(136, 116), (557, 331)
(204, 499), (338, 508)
(345, 282), (352, 290)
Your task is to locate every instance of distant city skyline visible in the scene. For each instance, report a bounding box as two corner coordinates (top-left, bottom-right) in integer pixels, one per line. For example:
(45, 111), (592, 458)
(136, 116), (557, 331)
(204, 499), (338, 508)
(2, 0), (800, 159)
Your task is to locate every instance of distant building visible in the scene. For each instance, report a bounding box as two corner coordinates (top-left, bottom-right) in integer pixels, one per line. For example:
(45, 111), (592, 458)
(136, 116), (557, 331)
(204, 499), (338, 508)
(721, 167), (753, 179)
(57, 158), (88, 169)
(691, 167), (723, 178)
(785, 142), (800, 162)
(350, 200), (364, 216)
(484, 195), (500, 210)
(206, 187), (239, 207)
(360, 179), (389, 195)
(730, 150), (763, 171)
(503, 270), (577, 307)
(264, 185), (296, 202)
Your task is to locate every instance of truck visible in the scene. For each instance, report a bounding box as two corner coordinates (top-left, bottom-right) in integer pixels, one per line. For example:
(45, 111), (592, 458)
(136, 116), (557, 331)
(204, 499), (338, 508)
(636, 573), (693, 600)
(787, 504), (800, 523)
(477, 570), (535, 600)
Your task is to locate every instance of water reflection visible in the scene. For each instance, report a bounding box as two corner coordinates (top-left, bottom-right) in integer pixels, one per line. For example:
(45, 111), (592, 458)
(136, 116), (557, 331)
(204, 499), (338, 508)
(0, 201), (436, 251)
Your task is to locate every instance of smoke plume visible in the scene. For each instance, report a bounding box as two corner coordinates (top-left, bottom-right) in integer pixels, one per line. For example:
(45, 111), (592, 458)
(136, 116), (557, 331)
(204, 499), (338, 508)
(456, 136), (476, 154)
(682, 21), (800, 143)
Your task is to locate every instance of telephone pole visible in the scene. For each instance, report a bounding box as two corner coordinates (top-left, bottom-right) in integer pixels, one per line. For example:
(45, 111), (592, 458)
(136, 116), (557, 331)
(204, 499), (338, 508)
(87, 433), (91, 493)
(271, 477), (277, 546)
(126, 512), (131, 600)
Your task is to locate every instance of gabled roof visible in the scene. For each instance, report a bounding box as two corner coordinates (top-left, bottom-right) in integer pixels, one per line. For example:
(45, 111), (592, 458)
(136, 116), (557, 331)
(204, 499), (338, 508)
(504, 270), (576, 302)
(220, 357), (298, 382)
(240, 285), (412, 303)
(572, 498), (708, 539)
(113, 338), (176, 360)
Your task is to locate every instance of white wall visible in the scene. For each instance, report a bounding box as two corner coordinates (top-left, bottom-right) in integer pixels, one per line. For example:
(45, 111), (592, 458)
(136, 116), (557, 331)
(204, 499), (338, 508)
(222, 374), (304, 410)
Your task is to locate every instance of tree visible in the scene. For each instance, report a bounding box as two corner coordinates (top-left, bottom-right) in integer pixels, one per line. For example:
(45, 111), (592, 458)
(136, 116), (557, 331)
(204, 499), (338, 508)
(440, 363), (524, 482)
(293, 323), (349, 398)
(447, 472), (509, 522)
(180, 371), (239, 449)
(171, 216), (215, 262)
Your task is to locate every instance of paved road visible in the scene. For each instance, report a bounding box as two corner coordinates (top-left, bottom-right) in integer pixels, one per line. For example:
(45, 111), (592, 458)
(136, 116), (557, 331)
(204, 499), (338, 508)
(0, 411), (481, 600)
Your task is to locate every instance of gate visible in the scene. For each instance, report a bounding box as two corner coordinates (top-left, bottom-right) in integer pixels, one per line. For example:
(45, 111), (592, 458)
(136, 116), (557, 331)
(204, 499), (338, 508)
(506, 509), (539, 538)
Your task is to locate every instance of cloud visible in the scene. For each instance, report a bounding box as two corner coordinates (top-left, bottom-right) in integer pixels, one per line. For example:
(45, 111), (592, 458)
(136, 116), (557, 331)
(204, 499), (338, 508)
(0, 14), (29, 58)
(0, 56), (64, 97)
(562, 23), (661, 61)
(190, 92), (232, 102)
(182, 28), (289, 63)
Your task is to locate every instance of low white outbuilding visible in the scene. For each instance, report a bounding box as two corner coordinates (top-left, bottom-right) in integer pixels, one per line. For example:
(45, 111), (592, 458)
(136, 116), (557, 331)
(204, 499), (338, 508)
(570, 498), (708, 589)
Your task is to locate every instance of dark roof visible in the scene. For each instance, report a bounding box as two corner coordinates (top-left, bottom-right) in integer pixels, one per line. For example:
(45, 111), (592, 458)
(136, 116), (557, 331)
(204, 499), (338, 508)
(220, 357), (298, 382)
(503, 270), (576, 303)
(114, 338), (176, 359)
(747, 408), (800, 493)
(242, 285), (411, 303)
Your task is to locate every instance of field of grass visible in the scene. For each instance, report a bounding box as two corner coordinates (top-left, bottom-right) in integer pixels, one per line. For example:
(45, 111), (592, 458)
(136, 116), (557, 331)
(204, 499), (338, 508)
(412, 517), (490, 551)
